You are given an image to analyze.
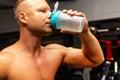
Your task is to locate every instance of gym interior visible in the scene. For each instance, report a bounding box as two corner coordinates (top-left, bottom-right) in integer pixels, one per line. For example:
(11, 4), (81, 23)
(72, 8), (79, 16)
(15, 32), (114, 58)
(0, 0), (120, 80)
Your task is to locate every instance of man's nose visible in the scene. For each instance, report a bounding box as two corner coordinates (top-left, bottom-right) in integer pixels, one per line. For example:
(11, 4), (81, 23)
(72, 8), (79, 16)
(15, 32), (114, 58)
(47, 14), (51, 19)
(47, 11), (51, 19)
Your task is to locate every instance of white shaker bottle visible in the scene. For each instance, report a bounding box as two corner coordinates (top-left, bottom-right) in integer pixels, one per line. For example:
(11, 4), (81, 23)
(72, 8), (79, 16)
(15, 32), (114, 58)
(50, 10), (85, 32)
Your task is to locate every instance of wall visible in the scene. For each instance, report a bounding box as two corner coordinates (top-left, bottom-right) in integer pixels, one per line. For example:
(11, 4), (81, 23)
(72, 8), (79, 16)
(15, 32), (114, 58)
(48, 0), (96, 21)
(50, 0), (120, 21)
(0, 0), (120, 33)
(94, 0), (120, 20)
(0, 9), (18, 33)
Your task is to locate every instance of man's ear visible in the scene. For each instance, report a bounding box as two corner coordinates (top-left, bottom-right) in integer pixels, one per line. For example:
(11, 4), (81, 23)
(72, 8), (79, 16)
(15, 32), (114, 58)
(19, 12), (27, 23)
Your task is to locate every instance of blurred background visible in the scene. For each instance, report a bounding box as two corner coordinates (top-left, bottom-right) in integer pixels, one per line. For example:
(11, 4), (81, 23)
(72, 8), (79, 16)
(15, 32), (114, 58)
(0, 0), (120, 80)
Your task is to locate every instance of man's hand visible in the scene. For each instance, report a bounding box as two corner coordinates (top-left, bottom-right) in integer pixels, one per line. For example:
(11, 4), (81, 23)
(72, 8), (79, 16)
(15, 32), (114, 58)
(60, 9), (89, 34)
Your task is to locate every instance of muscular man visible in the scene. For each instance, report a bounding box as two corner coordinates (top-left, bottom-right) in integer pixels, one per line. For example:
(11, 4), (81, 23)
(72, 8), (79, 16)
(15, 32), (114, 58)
(0, 0), (104, 80)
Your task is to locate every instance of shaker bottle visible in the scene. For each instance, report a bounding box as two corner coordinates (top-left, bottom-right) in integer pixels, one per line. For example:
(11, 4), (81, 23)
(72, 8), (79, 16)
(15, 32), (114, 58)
(50, 10), (85, 32)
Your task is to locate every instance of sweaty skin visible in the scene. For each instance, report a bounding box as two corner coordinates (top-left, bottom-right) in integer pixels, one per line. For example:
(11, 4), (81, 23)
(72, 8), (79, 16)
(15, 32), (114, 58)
(0, 0), (104, 80)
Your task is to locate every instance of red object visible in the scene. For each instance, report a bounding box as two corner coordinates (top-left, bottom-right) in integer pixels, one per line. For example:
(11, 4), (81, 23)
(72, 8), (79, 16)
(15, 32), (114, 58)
(117, 40), (120, 47)
(99, 40), (114, 61)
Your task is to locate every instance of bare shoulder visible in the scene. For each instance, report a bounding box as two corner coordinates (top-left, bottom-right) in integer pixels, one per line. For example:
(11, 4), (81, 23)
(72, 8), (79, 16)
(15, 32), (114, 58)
(0, 48), (14, 65)
(44, 44), (76, 56)
(44, 44), (69, 55)
(0, 51), (14, 78)
(44, 43), (80, 53)
(45, 43), (68, 50)
(0, 45), (16, 63)
(45, 43), (79, 51)
(0, 51), (14, 63)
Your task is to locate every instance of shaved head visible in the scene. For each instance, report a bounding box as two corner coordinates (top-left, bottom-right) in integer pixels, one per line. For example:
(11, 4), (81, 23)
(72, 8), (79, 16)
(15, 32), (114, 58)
(14, 0), (48, 19)
(14, 0), (27, 18)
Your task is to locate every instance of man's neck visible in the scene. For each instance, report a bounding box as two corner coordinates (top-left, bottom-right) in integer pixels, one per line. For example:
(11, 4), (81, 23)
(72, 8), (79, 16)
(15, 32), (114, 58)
(16, 33), (42, 57)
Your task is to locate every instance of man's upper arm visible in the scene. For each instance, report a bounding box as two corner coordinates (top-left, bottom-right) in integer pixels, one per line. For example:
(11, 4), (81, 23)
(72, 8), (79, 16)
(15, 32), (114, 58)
(63, 47), (94, 68)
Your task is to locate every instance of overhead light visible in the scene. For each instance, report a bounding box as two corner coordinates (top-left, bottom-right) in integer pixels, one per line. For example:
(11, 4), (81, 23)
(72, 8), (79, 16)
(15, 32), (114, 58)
(116, 28), (120, 30)
(98, 29), (109, 32)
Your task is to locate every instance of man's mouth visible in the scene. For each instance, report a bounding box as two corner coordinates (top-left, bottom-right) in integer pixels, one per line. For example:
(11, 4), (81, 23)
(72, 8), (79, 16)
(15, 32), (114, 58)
(46, 22), (50, 24)
(45, 19), (51, 24)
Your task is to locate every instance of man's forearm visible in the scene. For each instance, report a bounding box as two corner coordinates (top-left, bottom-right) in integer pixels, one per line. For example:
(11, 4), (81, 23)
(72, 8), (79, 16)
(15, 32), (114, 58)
(78, 30), (104, 66)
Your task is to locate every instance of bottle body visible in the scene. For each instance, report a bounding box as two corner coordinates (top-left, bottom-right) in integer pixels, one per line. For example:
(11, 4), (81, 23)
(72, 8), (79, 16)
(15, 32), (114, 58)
(50, 10), (85, 32)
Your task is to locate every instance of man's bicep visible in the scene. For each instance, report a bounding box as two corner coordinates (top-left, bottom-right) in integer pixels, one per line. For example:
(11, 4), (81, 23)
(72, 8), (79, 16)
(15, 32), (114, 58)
(63, 48), (94, 68)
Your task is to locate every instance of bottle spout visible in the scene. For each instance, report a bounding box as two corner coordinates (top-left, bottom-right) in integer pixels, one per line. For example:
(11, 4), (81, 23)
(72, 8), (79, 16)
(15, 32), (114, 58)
(52, 1), (59, 13)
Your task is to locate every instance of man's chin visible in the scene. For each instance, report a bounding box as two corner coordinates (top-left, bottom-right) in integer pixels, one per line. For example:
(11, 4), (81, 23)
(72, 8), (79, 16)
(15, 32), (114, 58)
(42, 32), (52, 37)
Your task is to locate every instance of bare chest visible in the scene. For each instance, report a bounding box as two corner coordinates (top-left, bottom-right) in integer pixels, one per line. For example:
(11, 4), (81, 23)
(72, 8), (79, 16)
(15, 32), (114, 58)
(7, 54), (62, 80)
